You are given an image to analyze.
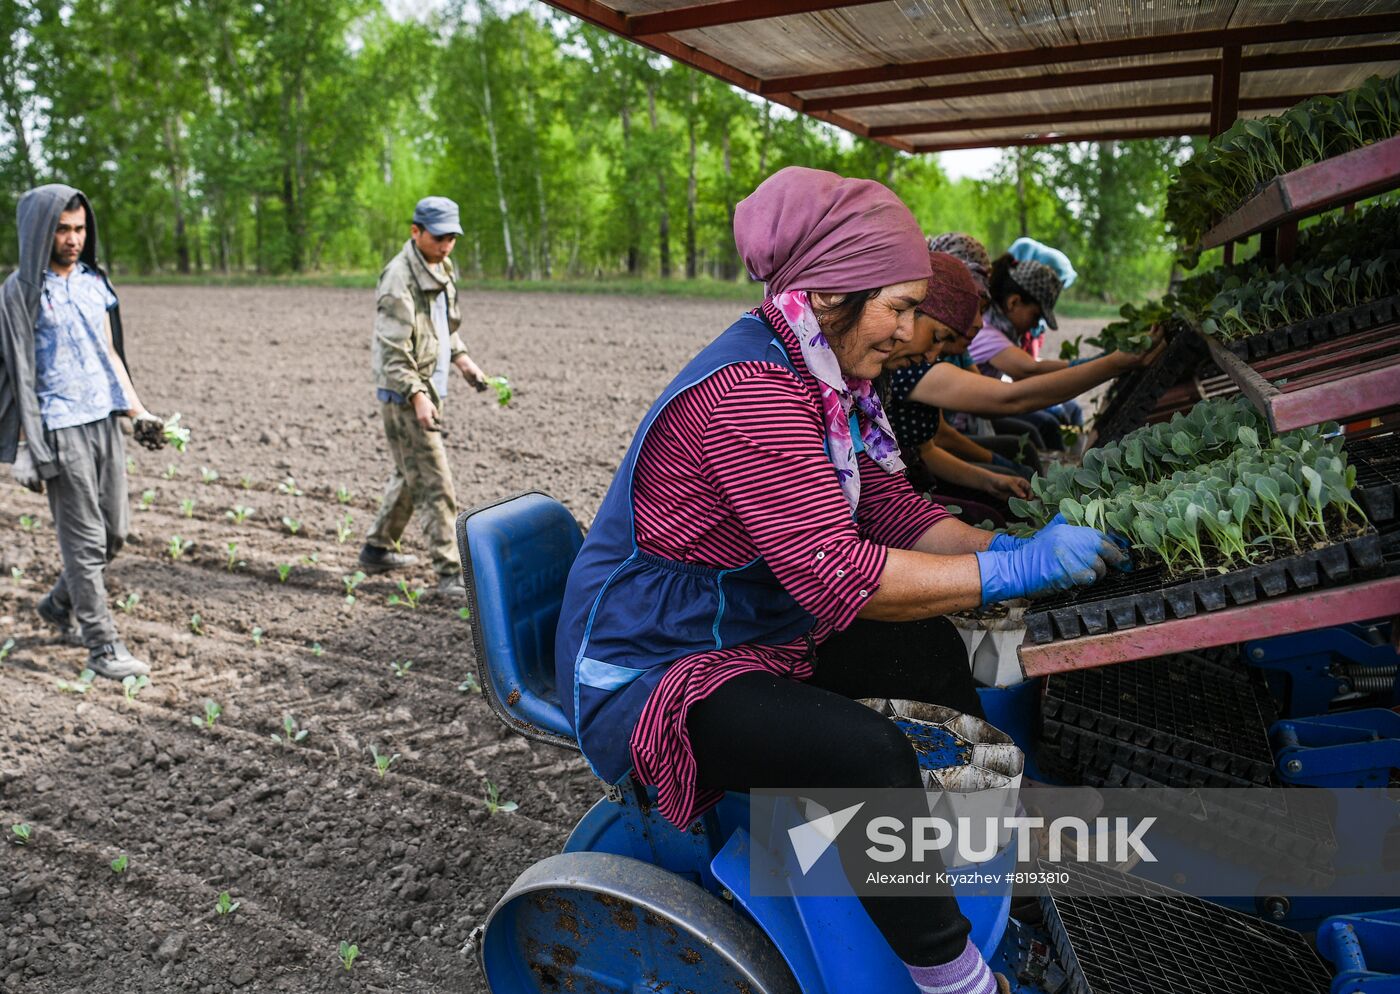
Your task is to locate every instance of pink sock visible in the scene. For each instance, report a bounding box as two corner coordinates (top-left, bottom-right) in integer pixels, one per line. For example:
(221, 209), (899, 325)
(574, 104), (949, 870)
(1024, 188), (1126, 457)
(905, 938), (997, 994)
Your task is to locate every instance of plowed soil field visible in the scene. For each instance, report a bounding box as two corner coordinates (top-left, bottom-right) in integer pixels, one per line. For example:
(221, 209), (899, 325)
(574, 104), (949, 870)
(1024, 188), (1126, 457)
(0, 285), (1101, 993)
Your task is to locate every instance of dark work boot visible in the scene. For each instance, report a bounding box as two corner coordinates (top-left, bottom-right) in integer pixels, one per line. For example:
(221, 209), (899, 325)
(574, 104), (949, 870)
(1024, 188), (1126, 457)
(358, 542), (419, 575)
(36, 596), (82, 646)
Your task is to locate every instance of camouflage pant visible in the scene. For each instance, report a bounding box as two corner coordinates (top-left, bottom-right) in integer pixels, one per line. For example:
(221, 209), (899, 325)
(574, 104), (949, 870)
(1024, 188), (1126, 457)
(366, 400), (458, 574)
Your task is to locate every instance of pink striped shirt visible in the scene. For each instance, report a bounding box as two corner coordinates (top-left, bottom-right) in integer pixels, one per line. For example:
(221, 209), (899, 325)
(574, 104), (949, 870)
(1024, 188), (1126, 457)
(629, 301), (951, 828)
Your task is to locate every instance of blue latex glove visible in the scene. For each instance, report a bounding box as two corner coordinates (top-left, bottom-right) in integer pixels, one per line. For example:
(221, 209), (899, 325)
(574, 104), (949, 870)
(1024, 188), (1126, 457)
(976, 523), (1127, 606)
(1030, 513), (1132, 567)
(988, 532), (1029, 552)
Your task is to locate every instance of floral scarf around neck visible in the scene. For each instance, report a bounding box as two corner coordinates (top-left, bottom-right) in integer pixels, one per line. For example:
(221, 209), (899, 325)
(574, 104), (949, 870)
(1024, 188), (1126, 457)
(769, 290), (905, 511)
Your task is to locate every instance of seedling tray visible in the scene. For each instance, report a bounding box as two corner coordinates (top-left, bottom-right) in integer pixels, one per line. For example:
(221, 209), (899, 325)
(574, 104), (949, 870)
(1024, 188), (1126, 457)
(1094, 329), (1209, 444)
(1041, 861), (1334, 994)
(1040, 653), (1277, 788)
(1023, 532), (1383, 645)
(1349, 433), (1400, 526)
(1219, 294), (1400, 361)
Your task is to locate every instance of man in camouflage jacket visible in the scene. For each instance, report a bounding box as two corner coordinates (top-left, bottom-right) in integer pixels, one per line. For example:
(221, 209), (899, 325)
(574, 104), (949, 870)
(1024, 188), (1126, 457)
(362, 196), (490, 596)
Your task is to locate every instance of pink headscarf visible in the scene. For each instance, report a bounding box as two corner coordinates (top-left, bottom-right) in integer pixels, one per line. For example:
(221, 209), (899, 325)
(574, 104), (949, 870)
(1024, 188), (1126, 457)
(734, 166), (931, 294)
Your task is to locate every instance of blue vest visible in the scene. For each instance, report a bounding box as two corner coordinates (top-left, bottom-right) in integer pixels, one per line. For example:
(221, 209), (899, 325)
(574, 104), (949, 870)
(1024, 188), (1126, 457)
(556, 314), (823, 783)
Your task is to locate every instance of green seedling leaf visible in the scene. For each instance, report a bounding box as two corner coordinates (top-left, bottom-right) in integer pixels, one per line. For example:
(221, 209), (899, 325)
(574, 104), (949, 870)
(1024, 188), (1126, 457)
(239, 475), (253, 490)
(336, 513), (354, 544)
(18, 514), (36, 531)
(0, 637), (15, 662)
(225, 542), (244, 572)
(370, 745), (399, 778)
(126, 456), (136, 473)
(387, 579), (423, 609)
(110, 853), (128, 874)
(192, 698), (221, 729)
(251, 627), (265, 647)
(458, 673), (481, 694)
(11, 823), (32, 845)
(310, 642), (324, 657)
(163, 413), (191, 453)
(342, 570), (366, 606)
(336, 486), (353, 504)
(277, 477), (304, 497)
(122, 674), (150, 700)
(200, 466), (219, 484)
(214, 890), (240, 916)
(486, 376), (513, 407)
(163, 463), (179, 480)
(457, 606), (471, 621)
(189, 613), (206, 635)
(57, 669), (96, 694)
(139, 489), (156, 510)
(484, 779), (518, 814)
(226, 505), (254, 524)
(272, 714), (309, 745)
(281, 516), (301, 535)
(301, 553), (319, 566)
(390, 660), (413, 679)
(276, 563), (293, 583)
(166, 536), (191, 560)
(338, 941), (360, 972)
(10, 566), (23, 585)
(180, 498), (196, 518)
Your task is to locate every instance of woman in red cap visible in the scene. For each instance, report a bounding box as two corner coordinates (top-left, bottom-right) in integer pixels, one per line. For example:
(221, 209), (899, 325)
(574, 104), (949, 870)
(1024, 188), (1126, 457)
(556, 167), (1125, 994)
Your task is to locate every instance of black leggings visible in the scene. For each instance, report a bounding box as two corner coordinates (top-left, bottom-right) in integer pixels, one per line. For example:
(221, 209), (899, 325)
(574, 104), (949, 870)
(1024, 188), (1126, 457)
(687, 617), (985, 966)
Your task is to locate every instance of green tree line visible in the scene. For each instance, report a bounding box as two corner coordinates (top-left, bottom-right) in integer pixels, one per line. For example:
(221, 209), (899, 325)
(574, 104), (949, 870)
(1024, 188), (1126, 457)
(0, 0), (1190, 301)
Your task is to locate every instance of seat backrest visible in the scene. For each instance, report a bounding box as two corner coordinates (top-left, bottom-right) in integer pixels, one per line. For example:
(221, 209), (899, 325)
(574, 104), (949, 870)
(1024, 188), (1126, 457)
(456, 492), (583, 750)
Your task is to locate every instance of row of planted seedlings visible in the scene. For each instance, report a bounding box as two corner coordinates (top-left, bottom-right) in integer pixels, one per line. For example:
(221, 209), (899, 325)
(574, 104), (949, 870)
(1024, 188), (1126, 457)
(1091, 200), (1400, 360)
(1009, 397), (1372, 581)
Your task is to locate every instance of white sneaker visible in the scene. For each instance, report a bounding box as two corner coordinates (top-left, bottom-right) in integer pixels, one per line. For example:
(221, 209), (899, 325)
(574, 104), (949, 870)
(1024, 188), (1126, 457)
(88, 642), (151, 680)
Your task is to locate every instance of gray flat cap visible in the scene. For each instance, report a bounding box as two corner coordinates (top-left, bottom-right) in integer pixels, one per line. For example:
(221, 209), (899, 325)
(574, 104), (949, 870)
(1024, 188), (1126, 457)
(412, 196), (463, 237)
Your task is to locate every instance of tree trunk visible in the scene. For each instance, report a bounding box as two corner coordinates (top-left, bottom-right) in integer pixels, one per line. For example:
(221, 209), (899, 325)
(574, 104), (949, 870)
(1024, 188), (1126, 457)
(518, 23), (551, 279)
(648, 82), (671, 279)
(759, 101), (771, 176)
(685, 79), (697, 280)
(162, 118), (192, 274)
(621, 101), (639, 276)
(721, 132), (739, 280)
(0, 70), (36, 187)
(1015, 149), (1029, 238)
(479, 38), (517, 279)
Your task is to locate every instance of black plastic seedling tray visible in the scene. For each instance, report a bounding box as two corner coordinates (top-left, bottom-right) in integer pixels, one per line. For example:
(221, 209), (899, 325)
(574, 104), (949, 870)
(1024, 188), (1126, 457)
(1023, 532), (1383, 645)
(1349, 434), (1400, 527)
(1040, 653), (1278, 788)
(1220, 294), (1400, 361)
(1041, 862), (1334, 994)
(1094, 329), (1209, 444)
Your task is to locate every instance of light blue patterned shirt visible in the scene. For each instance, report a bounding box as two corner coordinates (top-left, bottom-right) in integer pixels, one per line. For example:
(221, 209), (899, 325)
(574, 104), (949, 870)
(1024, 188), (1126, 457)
(35, 264), (131, 430)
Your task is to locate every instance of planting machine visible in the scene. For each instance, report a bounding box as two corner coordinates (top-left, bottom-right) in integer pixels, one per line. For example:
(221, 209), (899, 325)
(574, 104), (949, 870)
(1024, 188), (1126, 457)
(455, 491), (1400, 993)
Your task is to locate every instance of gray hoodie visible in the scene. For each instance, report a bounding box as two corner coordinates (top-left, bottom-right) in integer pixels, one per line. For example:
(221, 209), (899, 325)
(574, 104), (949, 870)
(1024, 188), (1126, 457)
(0, 184), (129, 477)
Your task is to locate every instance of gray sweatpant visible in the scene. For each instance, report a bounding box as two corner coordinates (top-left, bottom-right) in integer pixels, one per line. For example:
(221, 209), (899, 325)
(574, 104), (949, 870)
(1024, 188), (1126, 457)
(42, 416), (129, 649)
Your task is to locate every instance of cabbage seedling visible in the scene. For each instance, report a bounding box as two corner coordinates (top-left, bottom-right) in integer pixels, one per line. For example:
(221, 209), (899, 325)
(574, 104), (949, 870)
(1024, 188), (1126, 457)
(10, 566), (22, 585)
(10, 823), (31, 845)
(484, 780), (518, 814)
(336, 486), (353, 504)
(163, 463), (179, 480)
(239, 475), (252, 490)
(139, 489), (156, 510)
(310, 642), (324, 657)
(214, 890), (239, 916)
(370, 745), (399, 778)
(57, 669), (95, 694)
(277, 477), (304, 497)
(18, 515), (35, 531)
(390, 659), (413, 679)
(282, 516), (301, 535)
(458, 673), (480, 694)
(180, 498), (196, 518)
(336, 513), (354, 544)
(167, 536), (191, 560)
(118, 592), (140, 613)
(387, 579), (423, 609)
(338, 941), (359, 972)
(126, 456), (136, 473)
(342, 570), (366, 605)
(189, 613), (205, 635)
(200, 467), (219, 484)
(0, 638), (15, 662)
(251, 627), (265, 647)
(192, 698), (221, 729)
(457, 606), (471, 621)
(122, 674), (149, 700)
(486, 376), (513, 407)
(110, 853), (128, 874)
(276, 563), (293, 583)
(163, 413), (190, 453)
(225, 542), (245, 572)
(227, 505), (254, 524)
(302, 552), (319, 565)
(271, 714), (308, 745)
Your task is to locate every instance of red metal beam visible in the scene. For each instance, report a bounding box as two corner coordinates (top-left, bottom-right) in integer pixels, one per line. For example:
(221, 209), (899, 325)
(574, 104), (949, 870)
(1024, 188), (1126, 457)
(533, 0), (913, 152)
(912, 127), (1206, 154)
(760, 14), (1399, 94)
(867, 94), (1324, 139)
(802, 44), (1400, 113)
(1018, 575), (1400, 676)
(627, 0), (881, 36)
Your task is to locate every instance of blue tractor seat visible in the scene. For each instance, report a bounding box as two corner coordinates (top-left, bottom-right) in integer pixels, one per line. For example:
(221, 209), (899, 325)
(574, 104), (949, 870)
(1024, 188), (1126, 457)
(455, 492), (583, 751)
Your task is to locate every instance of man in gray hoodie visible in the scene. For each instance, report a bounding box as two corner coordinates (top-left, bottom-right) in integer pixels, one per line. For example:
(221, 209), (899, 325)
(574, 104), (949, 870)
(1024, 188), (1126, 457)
(0, 184), (168, 679)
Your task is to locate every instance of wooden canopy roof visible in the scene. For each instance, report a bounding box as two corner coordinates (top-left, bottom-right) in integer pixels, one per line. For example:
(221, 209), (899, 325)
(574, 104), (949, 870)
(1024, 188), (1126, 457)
(540, 0), (1400, 150)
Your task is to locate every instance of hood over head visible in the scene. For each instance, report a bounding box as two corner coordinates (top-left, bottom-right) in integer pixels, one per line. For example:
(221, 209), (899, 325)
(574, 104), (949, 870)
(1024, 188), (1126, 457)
(16, 184), (101, 293)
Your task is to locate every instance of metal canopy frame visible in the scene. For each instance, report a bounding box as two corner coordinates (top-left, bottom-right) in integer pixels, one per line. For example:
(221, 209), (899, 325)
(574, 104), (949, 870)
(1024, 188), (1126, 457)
(538, 0), (1400, 151)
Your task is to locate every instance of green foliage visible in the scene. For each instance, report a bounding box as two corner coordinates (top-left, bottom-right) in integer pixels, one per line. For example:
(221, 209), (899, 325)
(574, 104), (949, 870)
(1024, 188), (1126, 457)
(192, 698), (222, 729)
(163, 463), (179, 480)
(336, 513), (354, 544)
(484, 779), (518, 814)
(167, 536), (192, 560)
(387, 579), (423, 609)
(1089, 299), (1171, 353)
(0, 638), (14, 662)
(122, 674), (150, 700)
(335, 486), (353, 504)
(18, 514), (36, 531)
(281, 516), (301, 535)
(57, 669), (96, 694)
(458, 673), (481, 694)
(139, 490), (157, 511)
(227, 505), (254, 524)
(1010, 398), (1366, 575)
(310, 642), (324, 657)
(215, 890), (240, 916)
(118, 591), (140, 613)
(390, 659), (413, 679)
(370, 745), (399, 778)
(486, 376), (513, 406)
(1168, 74), (1400, 257)
(200, 467), (219, 484)
(277, 563), (293, 583)
(271, 714), (309, 745)
(189, 613), (206, 635)
(11, 823), (32, 845)
(180, 498), (196, 518)
(338, 941), (360, 972)
(342, 570), (367, 605)
(9, 566), (22, 585)
(110, 853), (129, 874)
(277, 477), (304, 497)
(163, 414), (191, 452)
(251, 626), (265, 647)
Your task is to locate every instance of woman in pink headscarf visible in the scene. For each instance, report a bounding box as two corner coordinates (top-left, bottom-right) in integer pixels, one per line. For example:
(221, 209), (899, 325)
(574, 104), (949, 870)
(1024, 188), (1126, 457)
(556, 167), (1123, 994)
